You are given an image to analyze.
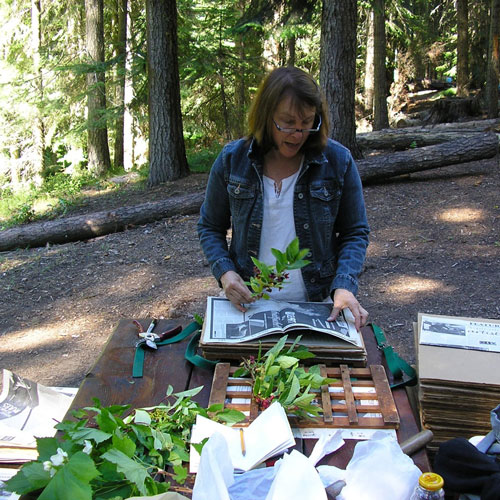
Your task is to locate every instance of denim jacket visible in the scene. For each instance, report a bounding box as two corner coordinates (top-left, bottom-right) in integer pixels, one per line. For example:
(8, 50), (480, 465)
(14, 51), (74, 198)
(197, 137), (370, 301)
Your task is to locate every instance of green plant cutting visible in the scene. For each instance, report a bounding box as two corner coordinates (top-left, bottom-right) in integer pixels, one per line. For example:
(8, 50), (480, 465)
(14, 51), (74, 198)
(5, 386), (244, 500)
(246, 237), (311, 299)
(234, 335), (336, 420)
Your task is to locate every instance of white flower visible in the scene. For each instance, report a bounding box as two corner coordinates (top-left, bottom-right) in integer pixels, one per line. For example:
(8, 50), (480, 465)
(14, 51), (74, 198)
(82, 440), (93, 455)
(50, 448), (68, 467)
(43, 461), (56, 477)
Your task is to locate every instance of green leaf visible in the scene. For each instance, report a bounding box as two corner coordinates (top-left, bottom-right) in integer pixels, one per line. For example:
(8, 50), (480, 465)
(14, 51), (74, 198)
(5, 462), (50, 495)
(283, 375), (301, 406)
(232, 367), (248, 378)
(172, 464), (188, 484)
(289, 349), (316, 360)
(173, 386), (204, 400)
(39, 452), (100, 500)
(112, 433), (136, 458)
(102, 448), (149, 496)
(68, 427), (112, 445)
(267, 365), (280, 376)
(287, 259), (311, 270)
(214, 409), (246, 424)
(134, 409), (151, 425)
(276, 355), (299, 370)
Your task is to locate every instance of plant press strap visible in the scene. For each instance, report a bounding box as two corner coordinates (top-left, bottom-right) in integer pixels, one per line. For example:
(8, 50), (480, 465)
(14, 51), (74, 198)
(132, 321), (216, 378)
(370, 323), (417, 389)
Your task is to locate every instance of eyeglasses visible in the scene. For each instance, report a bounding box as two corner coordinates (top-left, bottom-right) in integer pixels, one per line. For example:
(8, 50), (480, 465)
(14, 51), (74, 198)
(272, 115), (322, 134)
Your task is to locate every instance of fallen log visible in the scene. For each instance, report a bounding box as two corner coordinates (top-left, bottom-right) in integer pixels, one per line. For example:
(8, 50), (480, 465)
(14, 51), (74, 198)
(0, 191), (205, 252)
(357, 132), (498, 183)
(357, 130), (485, 151)
(1, 132), (498, 252)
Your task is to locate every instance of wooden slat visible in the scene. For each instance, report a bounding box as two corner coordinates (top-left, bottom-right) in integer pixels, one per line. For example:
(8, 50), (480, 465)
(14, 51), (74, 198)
(208, 363), (230, 407)
(208, 361), (400, 430)
(320, 364), (333, 423)
(370, 365), (400, 426)
(340, 364), (358, 425)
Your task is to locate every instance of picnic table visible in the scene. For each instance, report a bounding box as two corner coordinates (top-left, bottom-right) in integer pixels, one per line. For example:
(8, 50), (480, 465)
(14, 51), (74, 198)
(65, 319), (430, 495)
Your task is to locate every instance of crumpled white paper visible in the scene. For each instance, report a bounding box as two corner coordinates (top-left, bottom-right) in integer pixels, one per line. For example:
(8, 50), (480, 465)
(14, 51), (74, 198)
(320, 433), (421, 500)
(192, 433), (327, 500)
(308, 430), (345, 466)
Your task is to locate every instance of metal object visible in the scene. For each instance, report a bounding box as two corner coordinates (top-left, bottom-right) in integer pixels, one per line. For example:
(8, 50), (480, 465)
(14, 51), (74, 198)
(400, 429), (434, 456)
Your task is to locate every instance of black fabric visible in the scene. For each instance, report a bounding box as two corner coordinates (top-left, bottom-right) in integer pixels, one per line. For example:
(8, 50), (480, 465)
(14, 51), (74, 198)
(433, 438), (500, 498)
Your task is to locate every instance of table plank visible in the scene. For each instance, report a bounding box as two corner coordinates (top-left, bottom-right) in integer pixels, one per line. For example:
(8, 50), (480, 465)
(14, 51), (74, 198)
(65, 319), (430, 474)
(66, 319), (195, 417)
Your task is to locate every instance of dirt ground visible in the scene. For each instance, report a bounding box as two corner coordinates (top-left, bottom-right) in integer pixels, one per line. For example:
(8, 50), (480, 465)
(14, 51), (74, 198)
(0, 157), (499, 388)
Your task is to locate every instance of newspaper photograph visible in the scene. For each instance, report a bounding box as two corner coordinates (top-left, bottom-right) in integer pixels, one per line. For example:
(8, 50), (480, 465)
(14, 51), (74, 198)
(0, 369), (76, 463)
(419, 313), (500, 353)
(203, 297), (362, 346)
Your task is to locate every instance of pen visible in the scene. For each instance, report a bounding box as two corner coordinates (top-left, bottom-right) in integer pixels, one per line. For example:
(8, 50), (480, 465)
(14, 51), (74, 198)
(239, 428), (246, 456)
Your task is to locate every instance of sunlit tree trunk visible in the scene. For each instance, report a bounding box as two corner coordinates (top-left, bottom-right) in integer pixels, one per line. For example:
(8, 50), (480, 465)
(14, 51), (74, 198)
(320, 0), (361, 158)
(31, 0), (44, 186)
(373, 0), (389, 130)
(486, 0), (500, 118)
(364, 9), (375, 115)
(457, 0), (469, 97)
(85, 0), (111, 176)
(146, 0), (189, 186)
(113, 0), (127, 169)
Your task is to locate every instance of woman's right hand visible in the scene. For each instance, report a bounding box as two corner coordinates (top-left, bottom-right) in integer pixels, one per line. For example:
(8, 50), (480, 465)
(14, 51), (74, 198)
(220, 271), (255, 312)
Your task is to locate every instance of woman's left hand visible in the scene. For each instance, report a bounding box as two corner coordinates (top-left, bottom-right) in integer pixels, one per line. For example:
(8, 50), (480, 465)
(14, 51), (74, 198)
(327, 288), (369, 331)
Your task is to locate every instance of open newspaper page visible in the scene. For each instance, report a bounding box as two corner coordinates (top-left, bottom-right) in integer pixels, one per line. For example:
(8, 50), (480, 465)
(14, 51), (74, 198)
(203, 297), (362, 346)
(0, 370), (76, 463)
(419, 313), (500, 353)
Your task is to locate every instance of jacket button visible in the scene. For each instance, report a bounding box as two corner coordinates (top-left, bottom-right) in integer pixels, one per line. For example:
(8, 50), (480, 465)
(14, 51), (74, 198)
(303, 223), (309, 229)
(298, 193), (304, 199)
(307, 252), (312, 257)
(310, 278), (316, 283)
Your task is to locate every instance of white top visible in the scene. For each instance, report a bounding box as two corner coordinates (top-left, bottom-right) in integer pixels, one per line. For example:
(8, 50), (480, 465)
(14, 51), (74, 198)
(258, 167), (308, 301)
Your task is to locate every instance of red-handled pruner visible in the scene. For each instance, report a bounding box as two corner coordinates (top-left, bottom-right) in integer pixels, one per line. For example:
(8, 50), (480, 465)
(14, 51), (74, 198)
(133, 319), (159, 349)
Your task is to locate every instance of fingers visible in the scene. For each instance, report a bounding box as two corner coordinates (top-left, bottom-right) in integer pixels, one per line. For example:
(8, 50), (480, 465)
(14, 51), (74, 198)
(327, 288), (369, 332)
(220, 271), (254, 311)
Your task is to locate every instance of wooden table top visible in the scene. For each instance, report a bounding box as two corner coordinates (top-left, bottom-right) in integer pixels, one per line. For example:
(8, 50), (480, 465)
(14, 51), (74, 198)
(66, 319), (430, 483)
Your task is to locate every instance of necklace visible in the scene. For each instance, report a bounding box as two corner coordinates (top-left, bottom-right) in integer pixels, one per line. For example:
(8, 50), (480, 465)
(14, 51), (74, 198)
(274, 180), (282, 198)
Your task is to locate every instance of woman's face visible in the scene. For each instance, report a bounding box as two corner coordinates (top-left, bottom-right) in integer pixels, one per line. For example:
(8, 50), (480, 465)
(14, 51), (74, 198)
(271, 95), (316, 159)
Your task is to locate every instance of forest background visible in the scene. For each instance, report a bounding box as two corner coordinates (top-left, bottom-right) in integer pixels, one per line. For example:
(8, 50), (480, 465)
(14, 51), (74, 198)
(0, 0), (499, 386)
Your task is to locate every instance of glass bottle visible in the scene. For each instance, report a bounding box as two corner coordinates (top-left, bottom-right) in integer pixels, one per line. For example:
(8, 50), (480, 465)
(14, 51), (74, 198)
(410, 472), (445, 499)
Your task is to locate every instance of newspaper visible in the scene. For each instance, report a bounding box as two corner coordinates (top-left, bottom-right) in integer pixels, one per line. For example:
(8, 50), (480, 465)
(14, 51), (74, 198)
(203, 297), (362, 347)
(0, 370), (76, 463)
(419, 313), (500, 353)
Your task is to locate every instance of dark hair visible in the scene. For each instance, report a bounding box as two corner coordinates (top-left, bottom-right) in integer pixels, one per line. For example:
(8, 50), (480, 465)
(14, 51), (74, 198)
(247, 66), (329, 154)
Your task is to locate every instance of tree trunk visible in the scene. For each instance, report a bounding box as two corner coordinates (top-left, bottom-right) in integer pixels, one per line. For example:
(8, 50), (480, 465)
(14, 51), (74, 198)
(85, 0), (111, 176)
(113, 0), (128, 170)
(31, 0), (44, 187)
(486, 0), (500, 118)
(357, 133), (498, 183)
(320, 0), (362, 158)
(372, 0), (389, 130)
(146, 0), (189, 186)
(0, 192), (205, 252)
(364, 9), (375, 114)
(456, 0), (469, 97)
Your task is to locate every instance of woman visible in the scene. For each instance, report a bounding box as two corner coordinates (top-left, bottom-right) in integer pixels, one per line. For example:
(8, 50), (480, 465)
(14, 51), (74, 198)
(197, 66), (370, 330)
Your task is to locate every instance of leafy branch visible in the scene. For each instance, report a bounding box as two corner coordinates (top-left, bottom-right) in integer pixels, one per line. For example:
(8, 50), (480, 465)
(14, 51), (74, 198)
(234, 336), (336, 420)
(246, 237), (311, 300)
(5, 386), (244, 500)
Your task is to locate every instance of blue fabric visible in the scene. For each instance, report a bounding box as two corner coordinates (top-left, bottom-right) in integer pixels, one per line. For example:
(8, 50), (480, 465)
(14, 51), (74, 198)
(197, 137), (370, 301)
